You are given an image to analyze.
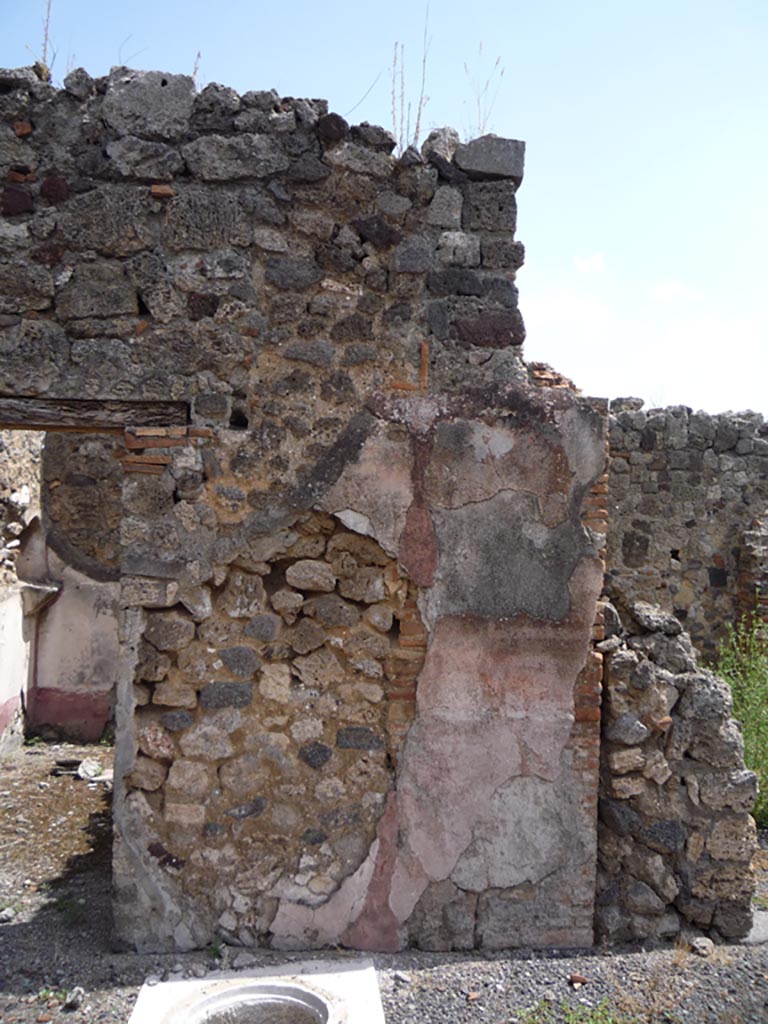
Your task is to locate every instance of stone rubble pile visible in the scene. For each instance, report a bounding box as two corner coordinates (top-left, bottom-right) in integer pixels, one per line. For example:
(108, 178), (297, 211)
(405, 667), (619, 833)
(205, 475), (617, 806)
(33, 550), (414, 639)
(598, 599), (757, 943)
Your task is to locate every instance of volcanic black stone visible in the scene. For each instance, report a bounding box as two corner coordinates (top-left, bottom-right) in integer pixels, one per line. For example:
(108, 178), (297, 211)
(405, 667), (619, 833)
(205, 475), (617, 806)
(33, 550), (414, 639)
(160, 711), (194, 732)
(352, 215), (402, 249)
(298, 742), (333, 769)
(316, 112), (349, 143)
(225, 797), (268, 819)
(1, 186), (33, 216)
(199, 682), (254, 709)
(336, 726), (384, 750)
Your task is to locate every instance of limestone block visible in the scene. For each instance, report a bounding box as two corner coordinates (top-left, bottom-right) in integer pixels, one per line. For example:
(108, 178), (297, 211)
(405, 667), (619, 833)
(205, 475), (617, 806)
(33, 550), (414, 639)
(605, 712), (651, 746)
(106, 137), (184, 180)
(338, 568), (385, 603)
(56, 261), (138, 320)
(103, 68), (195, 140)
(153, 680), (197, 709)
(285, 560), (337, 593)
(324, 142), (393, 178)
(625, 880), (665, 915)
(698, 769), (758, 813)
(165, 803), (205, 827)
(677, 671), (733, 720)
(259, 664), (292, 703)
(364, 604), (393, 633)
(0, 260), (53, 313)
(408, 879), (477, 951)
(607, 747), (645, 774)
(178, 713), (237, 759)
(642, 749), (672, 785)
(293, 648), (344, 688)
(162, 188), (258, 251)
(688, 719), (745, 769)
(436, 231), (481, 268)
(121, 576), (179, 608)
(219, 753), (268, 797)
(126, 755), (168, 791)
(144, 610), (195, 652)
(303, 593), (360, 628)
(706, 817), (757, 863)
(608, 775), (646, 799)
(629, 601), (682, 635)
(166, 759), (213, 799)
(183, 133), (291, 180)
(220, 571), (268, 618)
(137, 722), (176, 762)
(136, 641), (172, 683)
(287, 618), (327, 654)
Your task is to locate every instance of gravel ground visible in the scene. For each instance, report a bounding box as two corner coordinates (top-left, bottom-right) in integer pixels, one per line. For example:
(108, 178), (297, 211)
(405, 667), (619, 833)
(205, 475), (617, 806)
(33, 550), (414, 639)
(1, 741), (767, 1024)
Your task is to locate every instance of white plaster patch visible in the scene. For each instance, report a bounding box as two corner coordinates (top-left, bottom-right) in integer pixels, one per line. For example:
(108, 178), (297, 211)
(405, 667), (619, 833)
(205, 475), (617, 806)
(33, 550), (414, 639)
(269, 840), (379, 949)
(450, 773), (589, 892)
(334, 508), (374, 537)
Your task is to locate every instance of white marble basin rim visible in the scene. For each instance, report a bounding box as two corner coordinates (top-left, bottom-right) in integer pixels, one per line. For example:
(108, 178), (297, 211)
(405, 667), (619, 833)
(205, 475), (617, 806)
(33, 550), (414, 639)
(127, 958), (385, 1024)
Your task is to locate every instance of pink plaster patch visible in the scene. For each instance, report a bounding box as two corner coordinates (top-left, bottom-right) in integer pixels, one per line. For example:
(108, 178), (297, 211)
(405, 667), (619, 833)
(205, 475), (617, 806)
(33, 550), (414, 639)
(26, 687), (111, 741)
(342, 792), (402, 951)
(388, 558), (603, 924)
(398, 504), (438, 586)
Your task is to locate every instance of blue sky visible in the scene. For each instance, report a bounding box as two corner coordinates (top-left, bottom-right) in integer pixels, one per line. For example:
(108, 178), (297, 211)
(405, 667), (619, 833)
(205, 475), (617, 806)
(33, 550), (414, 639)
(3, 1), (767, 413)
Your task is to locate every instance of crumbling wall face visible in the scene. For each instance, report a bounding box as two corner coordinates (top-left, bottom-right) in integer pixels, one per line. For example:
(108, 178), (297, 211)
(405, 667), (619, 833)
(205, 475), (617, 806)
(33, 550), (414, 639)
(0, 429), (41, 744)
(606, 400), (768, 659)
(112, 393), (606, 954)
(597, 602), (757, 943)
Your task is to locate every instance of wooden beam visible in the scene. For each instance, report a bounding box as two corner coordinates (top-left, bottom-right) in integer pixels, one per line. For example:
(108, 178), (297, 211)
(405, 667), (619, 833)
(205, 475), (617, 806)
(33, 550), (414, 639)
(0, 398), (189, 432)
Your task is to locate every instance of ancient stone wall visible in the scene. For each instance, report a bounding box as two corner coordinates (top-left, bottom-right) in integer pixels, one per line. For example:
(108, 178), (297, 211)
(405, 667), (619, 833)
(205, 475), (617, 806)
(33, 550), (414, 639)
(1, 64), (609, 954)
(598, 601), (757, 943)
(606, 399), (768, 658)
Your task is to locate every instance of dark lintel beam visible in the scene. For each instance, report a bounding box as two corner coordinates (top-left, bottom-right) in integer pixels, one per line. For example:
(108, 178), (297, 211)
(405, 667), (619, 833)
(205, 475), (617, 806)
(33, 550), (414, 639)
(0, 398), (189, 433)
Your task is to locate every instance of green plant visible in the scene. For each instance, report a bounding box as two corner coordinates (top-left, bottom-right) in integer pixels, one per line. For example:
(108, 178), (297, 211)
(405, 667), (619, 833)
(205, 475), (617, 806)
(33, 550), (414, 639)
(208, 935), (224, 960)
(517, 1001), (635, 1024)
(52, 894), (86, 926)
(716, 611), (768, 826)
(99, 724), (115, 747)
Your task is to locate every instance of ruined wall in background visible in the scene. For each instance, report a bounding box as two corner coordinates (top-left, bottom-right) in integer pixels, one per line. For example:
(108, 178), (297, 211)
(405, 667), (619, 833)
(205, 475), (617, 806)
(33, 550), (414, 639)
(0, 64), (609, 954)
(0, 428), (41, 745)
(606, 399), (768, 660)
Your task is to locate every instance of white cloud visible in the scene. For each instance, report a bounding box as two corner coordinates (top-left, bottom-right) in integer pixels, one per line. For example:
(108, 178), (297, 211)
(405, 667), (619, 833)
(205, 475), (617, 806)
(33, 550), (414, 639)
(522, 280), (768, 415)
(573, 252), (607, 274)
(647, 279), (706, 303)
